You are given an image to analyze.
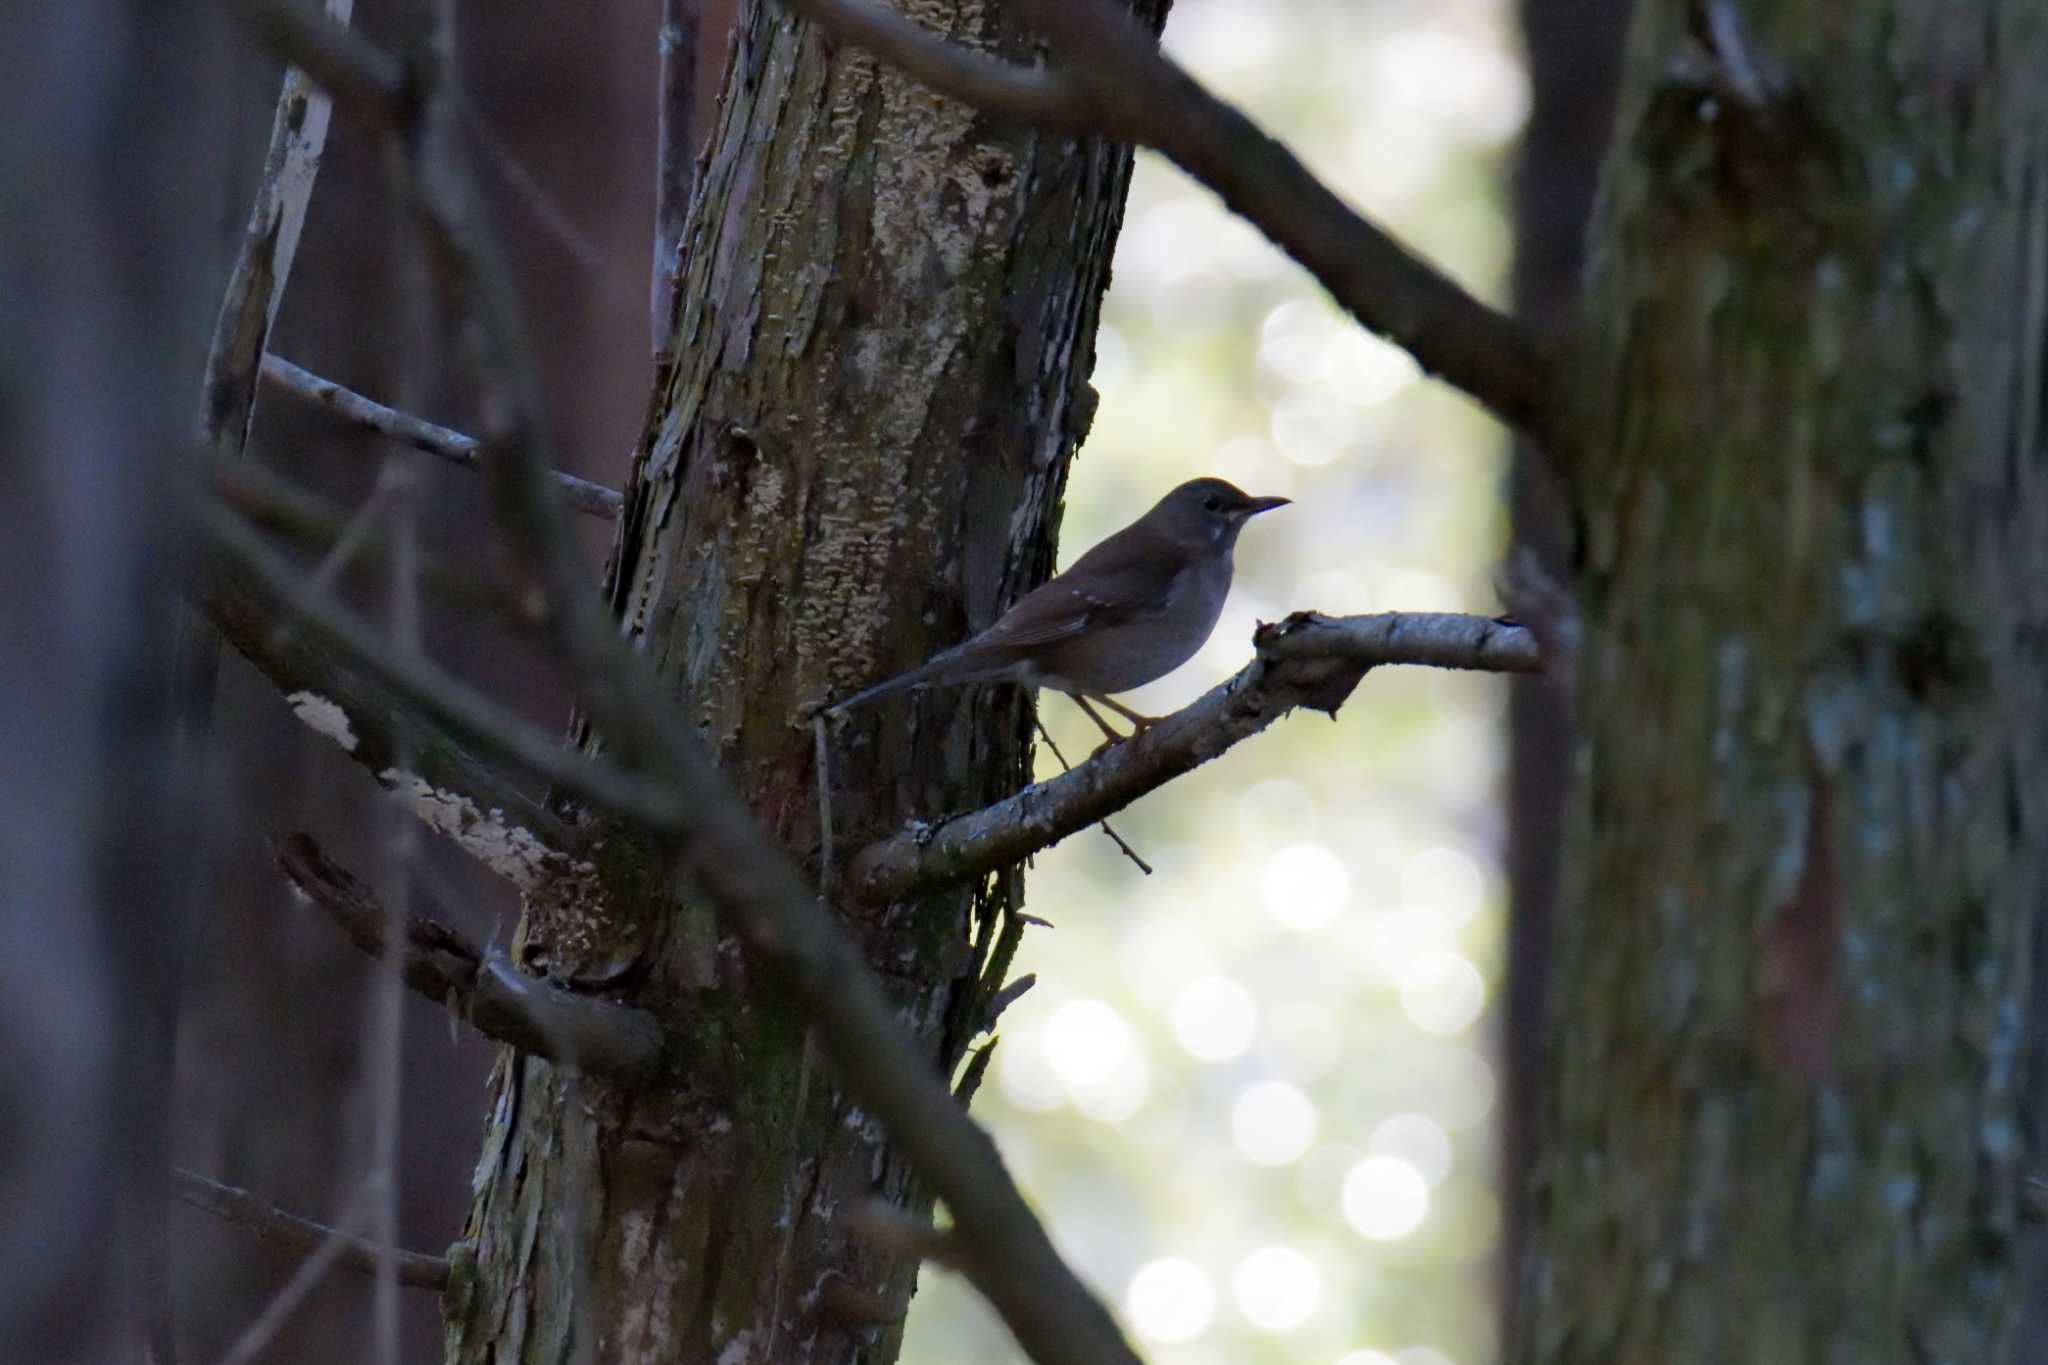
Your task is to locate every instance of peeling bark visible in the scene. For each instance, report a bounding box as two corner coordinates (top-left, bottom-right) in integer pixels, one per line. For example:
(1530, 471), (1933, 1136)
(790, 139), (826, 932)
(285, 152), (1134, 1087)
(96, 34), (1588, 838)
(1521, 3), (2048, 1361)
(445, 3), (1161, 1361)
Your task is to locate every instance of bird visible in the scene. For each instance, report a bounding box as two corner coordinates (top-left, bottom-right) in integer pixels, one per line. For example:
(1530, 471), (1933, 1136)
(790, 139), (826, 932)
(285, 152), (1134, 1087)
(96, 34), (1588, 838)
(827, 477), (1289, 745)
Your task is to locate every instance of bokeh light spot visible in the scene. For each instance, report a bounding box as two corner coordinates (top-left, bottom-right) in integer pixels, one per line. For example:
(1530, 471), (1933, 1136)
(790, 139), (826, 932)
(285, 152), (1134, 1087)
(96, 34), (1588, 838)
(1072, 1048), (1150, 1125)
(1262, 843), (1349, 930)
(1126, 1258), (1214, 1343)
(1042, 1000), (1130, 1086)
(1233, 1245), (1321, 1331)
(1369, 1113), (1452, 1186)
(1336, 1353), (1401, 1365)
(1231, 1080), (1317, 1166)
(1398, 951), (1486, 1035)
(1342, 1156), (1430, 1241)
(995, 1024), (1066, 1112)
(1172, 976), (1258, 1061)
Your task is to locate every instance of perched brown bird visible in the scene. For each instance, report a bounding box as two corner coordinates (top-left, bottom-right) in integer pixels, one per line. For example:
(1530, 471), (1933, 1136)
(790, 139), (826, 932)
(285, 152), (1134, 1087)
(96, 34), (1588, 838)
(829, 477), (1289, 742)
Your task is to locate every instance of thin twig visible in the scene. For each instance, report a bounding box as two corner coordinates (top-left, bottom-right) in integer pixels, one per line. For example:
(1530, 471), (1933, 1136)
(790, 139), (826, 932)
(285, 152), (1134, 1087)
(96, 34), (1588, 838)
(300, 462), (405, 604)
(1033, 718), (1151, 874)
(171, 1168), (450, 1290)
(852, 611), (1540, 901)
(780, 0), (1552, 433)
(260, 355), (623, 517)
(367, 448), (420, 1365)
(213, 1184), (373, 1365)
(455, 90), (608, 273)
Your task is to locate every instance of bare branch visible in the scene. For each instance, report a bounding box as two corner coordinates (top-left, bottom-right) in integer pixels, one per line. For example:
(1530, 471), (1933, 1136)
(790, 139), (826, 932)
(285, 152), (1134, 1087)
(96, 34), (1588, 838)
(783, 0), (1552, 432)
(273, 831), (669, 1079)
(195, 499), (688, 834)
(787, 0), (1086, 124)
(201, 0), (354, 456)
(225, 0), (405, 129)
(851, 611), (1539, 902)
(171, 1168), (449, 1291)
(260, 355), (622, 517)
(190, 518), (605, 901)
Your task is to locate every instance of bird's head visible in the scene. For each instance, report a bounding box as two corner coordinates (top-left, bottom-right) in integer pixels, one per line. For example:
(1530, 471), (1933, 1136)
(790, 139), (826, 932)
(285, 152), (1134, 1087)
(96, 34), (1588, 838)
(1148, 477), (1291, 552)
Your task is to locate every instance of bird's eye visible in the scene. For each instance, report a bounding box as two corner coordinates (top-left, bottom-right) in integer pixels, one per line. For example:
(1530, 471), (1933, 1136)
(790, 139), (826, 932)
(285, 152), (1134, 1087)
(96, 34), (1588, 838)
(1203, 494), (1223, 513)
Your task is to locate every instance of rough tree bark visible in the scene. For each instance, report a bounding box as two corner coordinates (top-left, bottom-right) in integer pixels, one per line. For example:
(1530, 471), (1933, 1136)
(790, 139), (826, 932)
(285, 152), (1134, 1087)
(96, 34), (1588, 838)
(443, 3), (1160, 1361)
(1520, 2), (2047, 1361)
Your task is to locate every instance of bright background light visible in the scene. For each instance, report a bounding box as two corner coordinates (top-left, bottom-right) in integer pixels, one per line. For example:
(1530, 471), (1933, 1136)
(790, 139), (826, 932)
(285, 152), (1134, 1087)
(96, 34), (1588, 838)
(1126, 1258), (1216, 1343)
(1344, 1156), (1432, 1242)
(902, 0), (1517, 1357)
(1231, 1080), (1317, 1166)
(1232, 1245), (1322, 1331)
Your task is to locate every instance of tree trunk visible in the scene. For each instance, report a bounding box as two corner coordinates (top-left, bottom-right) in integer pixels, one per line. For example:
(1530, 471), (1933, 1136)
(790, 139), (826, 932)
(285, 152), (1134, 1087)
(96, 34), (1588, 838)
(444, 4), (1156, 1361)
(1521, 3), (2046, 1361)
(1500, 0), (1630, 1339)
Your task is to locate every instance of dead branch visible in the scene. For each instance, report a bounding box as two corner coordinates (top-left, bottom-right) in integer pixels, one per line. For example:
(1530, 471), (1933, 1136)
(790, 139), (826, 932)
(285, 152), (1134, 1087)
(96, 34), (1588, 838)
(171, 1168), (450, 1291)
(201, 0), (354, 456)
(782, 0), (1552, 433)
(260, 355), (622, 517)
(851, 611), (1539, 902)
(273, 832), (669, 1077)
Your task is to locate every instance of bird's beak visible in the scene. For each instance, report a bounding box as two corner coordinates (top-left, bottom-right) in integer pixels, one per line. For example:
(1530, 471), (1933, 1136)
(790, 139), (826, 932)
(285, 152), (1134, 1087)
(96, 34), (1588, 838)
(1242, 496), (1291, 517)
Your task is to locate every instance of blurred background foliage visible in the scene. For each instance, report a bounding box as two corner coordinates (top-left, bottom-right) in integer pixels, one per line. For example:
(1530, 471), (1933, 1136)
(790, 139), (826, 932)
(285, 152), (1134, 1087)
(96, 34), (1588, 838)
(903, 0), (1525, 1360)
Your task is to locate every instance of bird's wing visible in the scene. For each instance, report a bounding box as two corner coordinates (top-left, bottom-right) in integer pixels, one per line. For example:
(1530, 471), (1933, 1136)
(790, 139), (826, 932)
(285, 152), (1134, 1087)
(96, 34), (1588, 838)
(970, 533), (1181, 651)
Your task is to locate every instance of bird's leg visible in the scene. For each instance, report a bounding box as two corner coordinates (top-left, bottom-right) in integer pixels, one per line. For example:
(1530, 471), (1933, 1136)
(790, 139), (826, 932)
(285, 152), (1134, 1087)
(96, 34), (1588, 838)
(1093, 693), (1164, 733)
(1068, 694), (1128, 754)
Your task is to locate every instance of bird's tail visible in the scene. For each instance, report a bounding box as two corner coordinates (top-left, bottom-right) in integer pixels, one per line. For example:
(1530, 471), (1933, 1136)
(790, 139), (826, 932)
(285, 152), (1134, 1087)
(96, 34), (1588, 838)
(823, 655), (949, 714)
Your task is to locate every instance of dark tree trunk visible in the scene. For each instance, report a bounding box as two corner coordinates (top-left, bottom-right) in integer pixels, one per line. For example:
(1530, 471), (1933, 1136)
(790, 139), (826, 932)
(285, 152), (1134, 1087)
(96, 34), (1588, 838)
(444, 3), (1158, 1361)
(1519, 3), (2047, 1360)
(1500, 0), (1630, 1341)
